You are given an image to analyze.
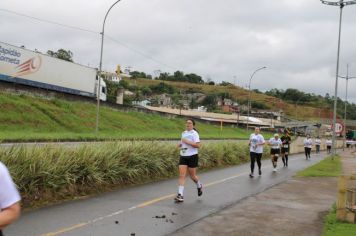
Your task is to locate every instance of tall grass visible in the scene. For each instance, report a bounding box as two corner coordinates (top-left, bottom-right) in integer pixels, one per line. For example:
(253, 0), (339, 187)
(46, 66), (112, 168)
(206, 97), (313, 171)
(0, 141), (269, 208)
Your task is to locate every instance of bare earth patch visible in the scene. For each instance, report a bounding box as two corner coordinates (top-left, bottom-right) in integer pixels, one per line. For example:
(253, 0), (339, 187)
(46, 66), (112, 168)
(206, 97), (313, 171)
(172, 177), (337, 236)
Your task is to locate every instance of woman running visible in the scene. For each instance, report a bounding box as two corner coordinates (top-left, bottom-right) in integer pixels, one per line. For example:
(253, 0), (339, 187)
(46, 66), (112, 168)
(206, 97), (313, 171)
(280, 130), (291, 167)
(0, 161), (21, 235)
(248, 127), (265, 178)
(315, 136), (321, 154)
(326, 138), (332, 154)
(268, 133), (282, 172)
(304, 135), (313, 160)
(175, 119), (202, 203)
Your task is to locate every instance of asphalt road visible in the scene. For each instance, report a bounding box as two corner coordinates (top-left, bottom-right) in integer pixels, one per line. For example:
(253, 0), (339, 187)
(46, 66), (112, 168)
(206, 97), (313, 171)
(5, 152), (326, 236)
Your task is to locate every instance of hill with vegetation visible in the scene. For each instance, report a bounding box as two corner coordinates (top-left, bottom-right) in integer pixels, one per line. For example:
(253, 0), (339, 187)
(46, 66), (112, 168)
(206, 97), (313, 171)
(110, 76), (351, 121)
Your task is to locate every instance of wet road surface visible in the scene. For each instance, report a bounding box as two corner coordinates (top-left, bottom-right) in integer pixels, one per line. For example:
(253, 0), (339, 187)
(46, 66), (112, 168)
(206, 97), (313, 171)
(5, 152), (326, 236)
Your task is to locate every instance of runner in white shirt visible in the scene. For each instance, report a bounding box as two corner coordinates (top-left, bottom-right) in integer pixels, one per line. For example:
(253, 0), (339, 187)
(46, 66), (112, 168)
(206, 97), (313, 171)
(0, 161), (21, 234)
(248, 127), (265, 178)
(315, 137), (321, 154)
(175, 119), (202, 203)
(346, 139), (353, 149)
(268, 133), (282, 172)
(304, 135), (313, 160)
(326, 138), (332, 154)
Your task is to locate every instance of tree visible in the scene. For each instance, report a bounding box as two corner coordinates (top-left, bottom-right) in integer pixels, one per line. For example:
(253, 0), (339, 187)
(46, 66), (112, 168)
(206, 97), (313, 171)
(189, 97), (197, 109)
(219, 81), (232, 86)
(185, 73), (204, 84)
(201, 94), (217, 111)
(150, 82), (176, 94)
(47, 49), (73, 62)
(141, 86), (152, 96)
(173, 71), (185, 81)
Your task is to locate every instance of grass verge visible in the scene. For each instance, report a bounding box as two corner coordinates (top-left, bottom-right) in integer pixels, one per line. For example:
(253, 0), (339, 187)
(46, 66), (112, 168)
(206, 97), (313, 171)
(296, 156), (341, 177)
(323, 204), (356, 236)
(0, 91), (251, 142)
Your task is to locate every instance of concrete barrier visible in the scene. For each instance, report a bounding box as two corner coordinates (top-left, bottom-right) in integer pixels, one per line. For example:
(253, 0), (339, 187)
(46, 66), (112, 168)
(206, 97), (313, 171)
(289, 137), (344, 154)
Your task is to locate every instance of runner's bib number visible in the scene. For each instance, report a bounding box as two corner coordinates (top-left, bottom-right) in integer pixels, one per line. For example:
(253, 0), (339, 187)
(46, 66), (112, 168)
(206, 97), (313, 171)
(180, 148), (188, 155)
(283, 145), (289, 148)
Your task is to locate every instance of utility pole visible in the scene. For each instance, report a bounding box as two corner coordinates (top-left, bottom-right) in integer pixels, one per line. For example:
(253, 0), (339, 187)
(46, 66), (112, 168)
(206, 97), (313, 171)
(320, 0), (356, 156)
(339, 64), (356, 149)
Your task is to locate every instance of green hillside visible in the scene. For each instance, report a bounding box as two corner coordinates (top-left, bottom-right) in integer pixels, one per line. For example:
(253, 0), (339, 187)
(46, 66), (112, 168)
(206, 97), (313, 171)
(0, 91), (251, 142)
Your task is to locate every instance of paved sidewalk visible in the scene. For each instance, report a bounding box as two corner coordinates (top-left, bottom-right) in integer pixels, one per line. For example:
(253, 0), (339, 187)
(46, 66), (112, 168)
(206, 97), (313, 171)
(172, 150), (356, 236)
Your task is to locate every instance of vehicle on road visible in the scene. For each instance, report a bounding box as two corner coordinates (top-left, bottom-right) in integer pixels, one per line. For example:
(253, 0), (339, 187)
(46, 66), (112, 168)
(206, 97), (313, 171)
(0, 41), (106, 101)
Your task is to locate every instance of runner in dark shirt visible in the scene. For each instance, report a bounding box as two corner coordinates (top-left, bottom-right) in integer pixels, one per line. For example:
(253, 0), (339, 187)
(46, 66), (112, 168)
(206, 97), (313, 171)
(280, 130), (291, 167)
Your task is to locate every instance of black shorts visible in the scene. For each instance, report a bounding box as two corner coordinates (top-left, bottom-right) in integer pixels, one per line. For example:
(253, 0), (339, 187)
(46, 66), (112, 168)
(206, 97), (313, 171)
(179, 154), (199, 168)
(270, 148), (280, 155)
(281, 148), (289, 154)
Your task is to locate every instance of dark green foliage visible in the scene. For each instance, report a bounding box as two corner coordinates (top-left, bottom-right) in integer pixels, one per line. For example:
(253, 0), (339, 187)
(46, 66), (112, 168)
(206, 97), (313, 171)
(149, 82), (176, 94)
(130, 71), (152, 79)
(201, 94), (218, 111)
(157, 71), (204, 84)
(251, 101), (269, 109)
(219, 81), (233, 86)
(47, 49), (73, 62)
(265, 88), (356, 119)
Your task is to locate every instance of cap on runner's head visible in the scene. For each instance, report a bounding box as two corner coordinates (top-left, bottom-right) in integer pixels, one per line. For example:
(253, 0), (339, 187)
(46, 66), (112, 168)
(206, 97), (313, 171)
(274, 133), (279, 137)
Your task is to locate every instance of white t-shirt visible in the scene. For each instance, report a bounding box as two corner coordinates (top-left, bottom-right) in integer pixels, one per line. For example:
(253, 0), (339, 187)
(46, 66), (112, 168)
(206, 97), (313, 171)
(315, 139), (321, 145)
(269, 138), (282, 149)
(326, 139), (332, 146)
(249, 133), (265, 154)
(346, 140), (354, 145)
(180, 130), (200, 156)
(304, 138), (313, 148)
(0, 162), (21, 210)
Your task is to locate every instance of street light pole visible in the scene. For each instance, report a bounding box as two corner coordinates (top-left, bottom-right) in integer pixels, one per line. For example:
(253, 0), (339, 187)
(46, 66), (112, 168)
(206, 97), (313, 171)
(339, 64), (356, 149)
(320, 0), (356, 155)
(96, 0), (122, 133)
(246, 66), (266, 131)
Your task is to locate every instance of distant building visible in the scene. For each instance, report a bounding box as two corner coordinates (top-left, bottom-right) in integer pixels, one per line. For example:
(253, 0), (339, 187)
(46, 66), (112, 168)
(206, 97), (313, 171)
(133, 100), (151, 107)
(218, 98), (239, 113)
(194, 106), (207, 112)
(101, 71), (121, 83)
(156, 94), (172, 107)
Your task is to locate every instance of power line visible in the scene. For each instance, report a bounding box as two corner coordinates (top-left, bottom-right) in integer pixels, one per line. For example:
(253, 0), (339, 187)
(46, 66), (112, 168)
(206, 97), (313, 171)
(0, 7), (177, 71)
(0, 8), (98, 34)
(105, 34), (177, 71)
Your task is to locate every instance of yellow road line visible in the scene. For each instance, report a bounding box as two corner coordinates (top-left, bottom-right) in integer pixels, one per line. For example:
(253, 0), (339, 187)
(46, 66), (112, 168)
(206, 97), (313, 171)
(41, 158), (306, 236)
(41, 223), (87, 236)
(136, 193), (176, 208)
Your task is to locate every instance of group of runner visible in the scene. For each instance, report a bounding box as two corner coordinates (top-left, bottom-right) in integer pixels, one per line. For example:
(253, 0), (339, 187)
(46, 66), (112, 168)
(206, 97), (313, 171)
(174, 121), (295, 201)
(174, 120), (334, 201)
(248, 127), (291, 177)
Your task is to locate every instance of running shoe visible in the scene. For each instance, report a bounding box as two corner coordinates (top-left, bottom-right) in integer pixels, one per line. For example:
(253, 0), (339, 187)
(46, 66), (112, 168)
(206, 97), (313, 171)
(197, 185), (203, 197)
(174, 194), (184, 202)
(258, 169), (262, 176)
(249, 173), (254, 178)
(273, 168), (277, 172)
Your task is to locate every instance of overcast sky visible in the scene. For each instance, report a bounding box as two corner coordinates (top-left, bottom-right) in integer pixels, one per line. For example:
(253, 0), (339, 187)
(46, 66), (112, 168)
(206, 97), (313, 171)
(1, 0), (356, 103)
